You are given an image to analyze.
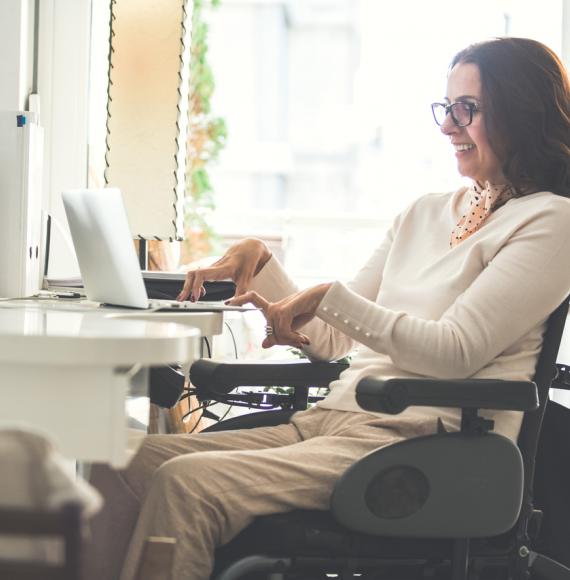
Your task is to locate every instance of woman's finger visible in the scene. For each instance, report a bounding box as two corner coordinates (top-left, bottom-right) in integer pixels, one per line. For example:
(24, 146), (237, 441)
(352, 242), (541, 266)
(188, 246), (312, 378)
(177, 271), (197, 301)
(262, 330), (310, 349)
(189, 269), (205, 302)
(178, 263), (233, 302)
(227, 290), (271, 311)
(234, 266), (255, 297)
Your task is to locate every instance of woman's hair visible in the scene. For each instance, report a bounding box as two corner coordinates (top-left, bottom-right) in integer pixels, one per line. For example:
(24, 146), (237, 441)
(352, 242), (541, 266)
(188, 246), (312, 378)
(451, 37), (570, 198)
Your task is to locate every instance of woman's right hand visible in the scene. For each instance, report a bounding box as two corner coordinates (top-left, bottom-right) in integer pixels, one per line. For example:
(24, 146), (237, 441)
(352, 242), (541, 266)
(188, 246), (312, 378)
(177, 238), (272, 302)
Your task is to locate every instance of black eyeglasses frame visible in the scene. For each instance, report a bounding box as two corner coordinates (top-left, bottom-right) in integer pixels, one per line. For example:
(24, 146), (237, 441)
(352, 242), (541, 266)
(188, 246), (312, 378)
(430, 101), (480, 128)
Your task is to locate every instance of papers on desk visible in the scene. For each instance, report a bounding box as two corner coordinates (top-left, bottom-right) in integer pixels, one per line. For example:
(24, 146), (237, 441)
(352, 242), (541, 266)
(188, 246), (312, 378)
(44, 276), (85, 295)
(45, 276), (82, 288)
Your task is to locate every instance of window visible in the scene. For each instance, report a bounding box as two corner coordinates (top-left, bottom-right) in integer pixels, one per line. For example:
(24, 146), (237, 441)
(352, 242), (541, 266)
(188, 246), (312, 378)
(198, 0), (565, 286)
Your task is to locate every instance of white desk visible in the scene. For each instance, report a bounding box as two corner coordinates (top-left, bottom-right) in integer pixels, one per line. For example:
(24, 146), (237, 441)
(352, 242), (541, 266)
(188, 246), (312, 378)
(0, 299), (221, 466)
(106, 308), (224, 366)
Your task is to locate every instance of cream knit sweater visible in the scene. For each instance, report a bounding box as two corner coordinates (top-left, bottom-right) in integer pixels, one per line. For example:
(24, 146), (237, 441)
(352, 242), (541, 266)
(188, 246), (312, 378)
(251, 187), (570, 441)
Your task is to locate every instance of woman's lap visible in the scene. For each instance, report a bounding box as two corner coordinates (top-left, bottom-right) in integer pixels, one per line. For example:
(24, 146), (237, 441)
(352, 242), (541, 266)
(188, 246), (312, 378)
(87, 408), (437, 580)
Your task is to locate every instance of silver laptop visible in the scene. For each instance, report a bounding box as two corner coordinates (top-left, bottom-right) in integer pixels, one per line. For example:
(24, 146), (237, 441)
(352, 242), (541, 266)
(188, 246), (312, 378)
(61, 188), (249, 312)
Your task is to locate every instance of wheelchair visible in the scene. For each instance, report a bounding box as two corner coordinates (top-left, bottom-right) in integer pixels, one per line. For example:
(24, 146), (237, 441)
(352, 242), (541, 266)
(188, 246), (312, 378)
(186, 296), (570, 580)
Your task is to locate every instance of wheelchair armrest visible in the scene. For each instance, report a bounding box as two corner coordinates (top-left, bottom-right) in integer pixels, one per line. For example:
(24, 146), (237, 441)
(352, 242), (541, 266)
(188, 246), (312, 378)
(552, 363), (570, 390)
(355, 377), (539, 414)
(149, 365), (185, 408)
(190, 359), (349, 396)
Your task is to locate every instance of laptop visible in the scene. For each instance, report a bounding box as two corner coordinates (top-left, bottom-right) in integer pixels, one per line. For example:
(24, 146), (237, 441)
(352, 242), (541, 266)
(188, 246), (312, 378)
(61, 188), (251, 312)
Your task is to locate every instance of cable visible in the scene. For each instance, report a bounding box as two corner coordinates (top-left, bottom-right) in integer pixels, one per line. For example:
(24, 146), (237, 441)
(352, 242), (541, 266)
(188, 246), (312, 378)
(184, 400), (225, 434)
(178, 388), (197, 403)
(224, 321), (239, 359)
(188, 323), (241, 431)
(181, 400), (214, 422)
(217, 404), (232, 423)
(187, 410), (204, 434)
(202, 336), (212, 358)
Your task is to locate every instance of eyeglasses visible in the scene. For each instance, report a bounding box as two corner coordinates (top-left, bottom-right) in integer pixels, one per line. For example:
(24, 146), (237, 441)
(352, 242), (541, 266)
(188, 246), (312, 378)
(431, 101), (480, 127)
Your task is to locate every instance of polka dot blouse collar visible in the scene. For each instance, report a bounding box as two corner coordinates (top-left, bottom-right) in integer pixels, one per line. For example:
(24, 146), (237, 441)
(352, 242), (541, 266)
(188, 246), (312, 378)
(450, 181), (515, 248)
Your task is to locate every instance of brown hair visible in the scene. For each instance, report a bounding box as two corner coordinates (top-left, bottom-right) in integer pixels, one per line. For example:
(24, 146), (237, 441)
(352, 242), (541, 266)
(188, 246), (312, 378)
(451, 37), (570, 198)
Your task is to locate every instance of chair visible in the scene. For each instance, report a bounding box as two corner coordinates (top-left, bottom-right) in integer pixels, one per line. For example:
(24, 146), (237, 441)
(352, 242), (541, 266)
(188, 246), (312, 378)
(134, 537), (176, 580)
(0, 503), (82, 580)
(189, 296), (570, 580)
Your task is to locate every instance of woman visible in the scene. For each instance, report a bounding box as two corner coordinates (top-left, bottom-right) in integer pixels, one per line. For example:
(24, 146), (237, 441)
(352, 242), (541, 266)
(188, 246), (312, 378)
(85, 37), (570, 580)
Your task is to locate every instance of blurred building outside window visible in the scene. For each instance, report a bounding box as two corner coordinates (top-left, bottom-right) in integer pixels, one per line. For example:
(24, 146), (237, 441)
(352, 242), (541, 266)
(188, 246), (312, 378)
(202, 0), (564, 289)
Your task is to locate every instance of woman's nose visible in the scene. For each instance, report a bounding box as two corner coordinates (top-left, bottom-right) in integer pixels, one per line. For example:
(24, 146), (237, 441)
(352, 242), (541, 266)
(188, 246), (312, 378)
(440, 112), (457, 135)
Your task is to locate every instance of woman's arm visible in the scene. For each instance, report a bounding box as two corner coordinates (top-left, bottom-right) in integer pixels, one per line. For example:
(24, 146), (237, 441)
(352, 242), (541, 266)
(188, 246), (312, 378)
(178, 238), (272, 301)
(316, 208), (570, 378)
(240, 223), (399, 361)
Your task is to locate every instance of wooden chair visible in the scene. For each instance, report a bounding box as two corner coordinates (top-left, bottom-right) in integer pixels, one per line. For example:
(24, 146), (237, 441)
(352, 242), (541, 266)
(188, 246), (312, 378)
(0, 503), (81, 580)
(134, 537), (176, 580)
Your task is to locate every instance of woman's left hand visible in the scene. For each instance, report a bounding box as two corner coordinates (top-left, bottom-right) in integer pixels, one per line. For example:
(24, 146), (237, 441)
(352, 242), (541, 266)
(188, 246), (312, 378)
(228, 283), (332, 348)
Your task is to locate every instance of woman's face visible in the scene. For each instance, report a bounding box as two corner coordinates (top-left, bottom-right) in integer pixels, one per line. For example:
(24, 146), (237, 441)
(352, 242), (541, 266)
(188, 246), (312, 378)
(442, 62), (506, 184)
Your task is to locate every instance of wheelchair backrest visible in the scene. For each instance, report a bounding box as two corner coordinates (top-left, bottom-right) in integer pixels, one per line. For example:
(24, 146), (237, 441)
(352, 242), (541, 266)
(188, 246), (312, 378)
(517, 295), (570, 514)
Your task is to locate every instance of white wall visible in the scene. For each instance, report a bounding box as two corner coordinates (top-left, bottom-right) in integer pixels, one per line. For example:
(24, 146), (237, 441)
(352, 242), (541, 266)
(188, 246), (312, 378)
(0, 0), (35, 110)
(37, 0), (92, 277)
(0, 0), (91, 278)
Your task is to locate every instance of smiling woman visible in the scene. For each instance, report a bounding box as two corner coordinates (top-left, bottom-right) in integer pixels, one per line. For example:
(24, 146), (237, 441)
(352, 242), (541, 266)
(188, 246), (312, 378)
(83, 36), (570, 580)
(449, 38), (570, 198)
(440, 60), (506, 186)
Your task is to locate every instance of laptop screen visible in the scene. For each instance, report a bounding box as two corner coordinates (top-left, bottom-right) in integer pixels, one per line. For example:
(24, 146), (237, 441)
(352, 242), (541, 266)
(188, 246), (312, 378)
(62, 188), (149, 308)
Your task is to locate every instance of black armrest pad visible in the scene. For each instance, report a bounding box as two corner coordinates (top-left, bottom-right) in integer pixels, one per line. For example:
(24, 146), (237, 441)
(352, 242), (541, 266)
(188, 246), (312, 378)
(149, 365), (185, 408)
(356, 377), (538, 414)
(190, 359), (349, 395)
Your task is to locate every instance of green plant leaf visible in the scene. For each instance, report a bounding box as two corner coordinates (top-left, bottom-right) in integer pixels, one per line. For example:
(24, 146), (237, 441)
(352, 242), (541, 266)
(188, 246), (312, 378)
(185, 0), (226, 255)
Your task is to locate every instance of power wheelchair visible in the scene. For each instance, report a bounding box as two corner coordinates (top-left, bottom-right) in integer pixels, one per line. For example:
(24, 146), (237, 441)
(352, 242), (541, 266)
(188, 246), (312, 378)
(185, 296), (570, 580)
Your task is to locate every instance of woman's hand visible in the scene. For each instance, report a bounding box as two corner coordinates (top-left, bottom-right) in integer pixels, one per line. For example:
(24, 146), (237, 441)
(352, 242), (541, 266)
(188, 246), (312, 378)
(177, 238), (272, 302)
(229, 283), (332, 349)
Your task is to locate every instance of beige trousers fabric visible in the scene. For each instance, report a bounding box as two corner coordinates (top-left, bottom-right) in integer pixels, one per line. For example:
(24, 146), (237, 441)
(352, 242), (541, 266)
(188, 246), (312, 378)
(83, 407), (437, 580)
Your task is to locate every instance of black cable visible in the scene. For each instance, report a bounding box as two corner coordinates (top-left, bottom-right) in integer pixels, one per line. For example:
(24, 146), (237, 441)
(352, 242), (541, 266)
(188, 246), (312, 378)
(43, 215), (51, 277)
(181, 401), (211, 421)
(187, 410), (205, 434)
(188, 325), (240, 430)
(224, 321), (239, 358)
(177, 388), (197, 404)
(181, 393), (240, 431)
(217, 404), (232, 423)
(190, 399), (233, 434)
(202, 336), (212, 358)
(185, 399), (227, 434)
